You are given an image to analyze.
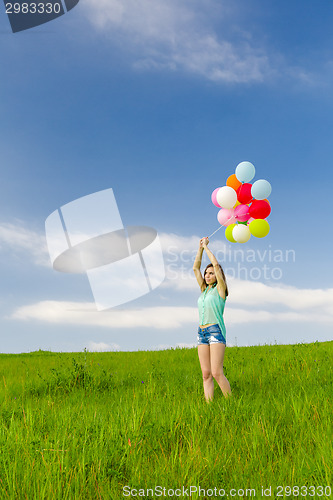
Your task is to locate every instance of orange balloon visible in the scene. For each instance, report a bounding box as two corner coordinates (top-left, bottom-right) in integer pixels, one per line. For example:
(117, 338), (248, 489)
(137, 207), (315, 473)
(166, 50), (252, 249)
(227, 174), (242, 192)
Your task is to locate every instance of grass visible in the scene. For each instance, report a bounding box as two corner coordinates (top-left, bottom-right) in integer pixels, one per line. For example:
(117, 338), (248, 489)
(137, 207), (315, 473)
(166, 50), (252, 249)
(0, 341), (332, 499)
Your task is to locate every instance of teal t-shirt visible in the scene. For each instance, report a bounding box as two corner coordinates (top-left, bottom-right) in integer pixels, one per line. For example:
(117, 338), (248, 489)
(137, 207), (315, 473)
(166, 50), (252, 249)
(197, 285), (226, 338)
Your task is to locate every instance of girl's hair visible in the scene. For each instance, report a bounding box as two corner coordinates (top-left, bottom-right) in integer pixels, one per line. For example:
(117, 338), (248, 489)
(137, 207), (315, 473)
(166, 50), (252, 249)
(203, 263), (229, 297)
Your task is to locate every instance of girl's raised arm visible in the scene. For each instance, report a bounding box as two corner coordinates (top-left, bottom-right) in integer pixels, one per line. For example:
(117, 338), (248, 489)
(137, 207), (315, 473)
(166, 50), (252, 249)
(193, 239), (205, 291)
(202, 238), (226, 298)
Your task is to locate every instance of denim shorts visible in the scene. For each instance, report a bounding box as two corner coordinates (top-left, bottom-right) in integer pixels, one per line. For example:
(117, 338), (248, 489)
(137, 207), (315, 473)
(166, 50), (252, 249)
(197, 324), (226, 346)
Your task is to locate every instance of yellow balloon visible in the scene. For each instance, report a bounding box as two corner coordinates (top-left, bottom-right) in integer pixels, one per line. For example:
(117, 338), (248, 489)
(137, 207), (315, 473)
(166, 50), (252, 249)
(225, 224), (237, 242)
(234, 201), (251, 208)
(249, 219), (270, 238)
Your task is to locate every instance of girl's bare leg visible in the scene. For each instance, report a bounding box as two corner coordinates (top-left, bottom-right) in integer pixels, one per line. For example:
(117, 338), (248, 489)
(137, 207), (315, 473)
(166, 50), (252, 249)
(198, 345), (214, 401)
(210, 343), (231, 397)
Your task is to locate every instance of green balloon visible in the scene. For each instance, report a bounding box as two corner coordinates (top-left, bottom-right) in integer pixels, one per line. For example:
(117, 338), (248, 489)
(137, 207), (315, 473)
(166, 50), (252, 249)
(249, 219), (270, 238)
(225, 224), (237, 242)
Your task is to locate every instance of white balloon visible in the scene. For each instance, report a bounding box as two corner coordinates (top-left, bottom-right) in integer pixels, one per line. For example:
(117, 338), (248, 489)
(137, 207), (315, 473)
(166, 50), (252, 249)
(232, 224), (251, 243)
(251, 179), (272, 200)
(235, 161), (255, 183)
(216, 186), (237, 209)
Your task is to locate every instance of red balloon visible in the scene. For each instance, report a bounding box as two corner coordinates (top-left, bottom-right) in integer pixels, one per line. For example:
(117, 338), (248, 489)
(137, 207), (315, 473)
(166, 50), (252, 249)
(237, 183), (253, 204)
(249, 200), (271, 219)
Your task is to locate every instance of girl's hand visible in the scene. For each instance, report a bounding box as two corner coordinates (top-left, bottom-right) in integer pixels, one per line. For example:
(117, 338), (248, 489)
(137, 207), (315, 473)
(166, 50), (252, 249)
(201, 237), (209, 247)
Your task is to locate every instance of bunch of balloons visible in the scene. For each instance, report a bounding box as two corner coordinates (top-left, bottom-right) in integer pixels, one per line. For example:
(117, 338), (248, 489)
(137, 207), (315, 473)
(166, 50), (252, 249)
(211, 161), (272, 243)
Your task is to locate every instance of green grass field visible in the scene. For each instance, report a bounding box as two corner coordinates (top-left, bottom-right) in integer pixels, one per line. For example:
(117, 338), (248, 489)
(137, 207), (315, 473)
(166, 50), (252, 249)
(0, 341), (332, 499)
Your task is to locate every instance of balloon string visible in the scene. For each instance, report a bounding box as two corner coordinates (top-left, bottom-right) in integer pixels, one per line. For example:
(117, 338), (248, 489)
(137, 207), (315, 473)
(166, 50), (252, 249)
(208, 225), (224, 239)
(208, 212), (249, 239)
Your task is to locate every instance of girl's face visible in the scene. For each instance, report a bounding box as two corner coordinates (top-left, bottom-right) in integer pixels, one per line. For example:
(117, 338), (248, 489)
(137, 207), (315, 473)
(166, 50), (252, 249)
(205, 267), (216, 285)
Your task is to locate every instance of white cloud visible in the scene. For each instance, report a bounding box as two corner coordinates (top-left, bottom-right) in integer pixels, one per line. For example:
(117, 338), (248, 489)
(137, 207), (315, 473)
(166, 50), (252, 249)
(8, 289), (333, 329)
(227, 279), (333, 311)
(3, 224), (332, 328)
(225, 306), (333, 325)
(87, 341), (121, 351)
(160, 231), (228, 290)
(159, 232), (204, 253)
(9, 301), (199, 328)
(159, 233), (333, 315)
(81, 0), (272, 83)
(0, 221), (50, 267)
(160, 232), (229, 256)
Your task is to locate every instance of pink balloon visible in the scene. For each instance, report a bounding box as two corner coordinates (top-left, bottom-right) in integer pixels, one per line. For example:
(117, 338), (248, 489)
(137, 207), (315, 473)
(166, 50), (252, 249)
(217, 208), (236, 226)
(247, 217), (255, 225)
(234, 204), (250, 222)
(211, 187), (222, 207)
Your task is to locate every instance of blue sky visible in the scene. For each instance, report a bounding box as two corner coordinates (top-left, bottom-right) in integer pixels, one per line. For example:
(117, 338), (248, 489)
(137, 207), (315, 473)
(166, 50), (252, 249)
(0, 0), (332, 353)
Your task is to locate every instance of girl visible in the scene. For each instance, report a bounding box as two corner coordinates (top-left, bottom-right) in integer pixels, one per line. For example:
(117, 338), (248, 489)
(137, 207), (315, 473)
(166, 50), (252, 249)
(193, 237), (231, 401)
